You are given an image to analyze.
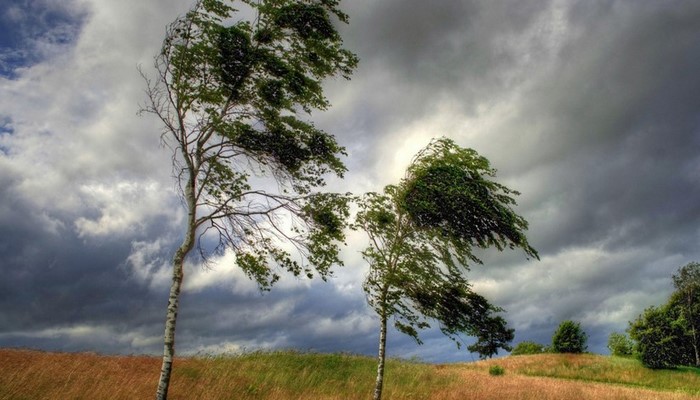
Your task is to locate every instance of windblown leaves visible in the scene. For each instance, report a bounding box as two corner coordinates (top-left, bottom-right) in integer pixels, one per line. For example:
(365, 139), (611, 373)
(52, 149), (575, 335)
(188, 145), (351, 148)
(144, 0), (357, 289)
(400, 138), (538, 260)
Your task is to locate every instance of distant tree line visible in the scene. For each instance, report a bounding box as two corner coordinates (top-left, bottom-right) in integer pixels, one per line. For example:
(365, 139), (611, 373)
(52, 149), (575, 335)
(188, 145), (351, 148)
(511, 262), (700, 371)
(511, 320), (588, 355)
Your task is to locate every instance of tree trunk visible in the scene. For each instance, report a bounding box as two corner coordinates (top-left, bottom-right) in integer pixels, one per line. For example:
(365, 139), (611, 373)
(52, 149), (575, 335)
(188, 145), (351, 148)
(373, 311), (388, 400)
(156, 175), (197, 400)
(155, 247), (186, 400)
(692, 325), (699, 367)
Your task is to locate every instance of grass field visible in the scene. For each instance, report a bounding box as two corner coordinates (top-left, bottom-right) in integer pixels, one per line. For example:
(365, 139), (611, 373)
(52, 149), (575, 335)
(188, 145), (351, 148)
(1, 349), (699, 399)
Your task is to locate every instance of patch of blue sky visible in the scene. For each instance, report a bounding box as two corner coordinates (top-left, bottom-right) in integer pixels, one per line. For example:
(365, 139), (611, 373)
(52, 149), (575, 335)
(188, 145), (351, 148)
(0, 0), (88, 78)
(0, 116), (12, 155)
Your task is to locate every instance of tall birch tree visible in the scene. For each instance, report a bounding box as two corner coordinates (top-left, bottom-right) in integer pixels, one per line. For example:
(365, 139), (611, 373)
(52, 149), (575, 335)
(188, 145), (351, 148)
(140, 1), (357, 398)
(355, 138), (537, 400)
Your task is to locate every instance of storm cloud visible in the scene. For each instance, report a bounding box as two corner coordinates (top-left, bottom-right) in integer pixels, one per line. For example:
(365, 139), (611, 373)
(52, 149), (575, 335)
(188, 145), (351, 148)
(1, 0), (699, 362)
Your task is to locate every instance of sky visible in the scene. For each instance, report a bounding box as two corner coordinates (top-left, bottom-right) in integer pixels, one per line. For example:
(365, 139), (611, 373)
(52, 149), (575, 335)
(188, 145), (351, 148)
(1, 0), (700, 363)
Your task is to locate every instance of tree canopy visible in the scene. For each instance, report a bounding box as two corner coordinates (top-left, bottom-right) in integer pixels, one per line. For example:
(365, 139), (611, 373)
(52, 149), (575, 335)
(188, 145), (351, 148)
(511, 341), (548, 356)
(551, 320), (588, 354)
(629, 304), (692, 369)
(607, 332), (634, 357)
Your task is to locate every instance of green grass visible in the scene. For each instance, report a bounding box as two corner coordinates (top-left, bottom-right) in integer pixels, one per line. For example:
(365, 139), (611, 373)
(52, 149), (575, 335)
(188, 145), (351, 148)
(199, 350), (455, 398)
(488, 365), (505, 376)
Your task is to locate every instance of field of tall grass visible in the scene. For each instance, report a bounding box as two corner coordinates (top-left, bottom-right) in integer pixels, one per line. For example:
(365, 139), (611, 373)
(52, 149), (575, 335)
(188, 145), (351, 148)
(1, 349), (699, 399)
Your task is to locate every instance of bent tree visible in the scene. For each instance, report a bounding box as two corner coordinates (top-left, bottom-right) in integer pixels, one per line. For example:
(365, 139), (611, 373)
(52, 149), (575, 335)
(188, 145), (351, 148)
(140, 0), (357, 398)
(355, 137), (537, 400)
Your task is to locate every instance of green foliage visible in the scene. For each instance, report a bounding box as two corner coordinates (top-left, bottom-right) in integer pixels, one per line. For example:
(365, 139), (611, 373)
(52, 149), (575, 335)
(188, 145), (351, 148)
(673, 262), (700, 293)
(399, 138), (538, 263)
(488, 365), (505, 376)
(552, 320), (588, 354)
(510, 341), (548, 356)
(607, 332), (634, 357)
(629, 305), (694, 369)
(142, 0), (358, 288)
(467, 315), (515, 359)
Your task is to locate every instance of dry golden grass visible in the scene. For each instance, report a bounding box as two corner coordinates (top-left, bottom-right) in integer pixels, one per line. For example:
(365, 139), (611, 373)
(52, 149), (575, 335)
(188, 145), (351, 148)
(432, 353), (700, 400)
(466, 353), (700, 395)
(1, 348), (159, 400)
(431, 368), (697, 400)
(0, 348), (444, 400)
(1, 349), (698, 400)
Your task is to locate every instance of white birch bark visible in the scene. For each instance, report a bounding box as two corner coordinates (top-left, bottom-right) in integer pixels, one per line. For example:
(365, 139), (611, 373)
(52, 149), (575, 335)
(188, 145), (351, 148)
(155, 177), (197, 400)
(373, 308), (388, 400)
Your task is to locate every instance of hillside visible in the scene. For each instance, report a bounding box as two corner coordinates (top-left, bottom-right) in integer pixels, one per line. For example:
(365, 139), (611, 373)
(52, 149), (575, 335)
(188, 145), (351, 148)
(1, 349), (698, 399)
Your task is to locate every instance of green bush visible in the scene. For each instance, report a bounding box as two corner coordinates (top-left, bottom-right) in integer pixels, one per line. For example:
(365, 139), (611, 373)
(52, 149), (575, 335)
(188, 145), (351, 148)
(607, 332), (634, 357)
(488, 365), (505, 376)
(552, 320), (588, 353)
(510, 341), (547, 355)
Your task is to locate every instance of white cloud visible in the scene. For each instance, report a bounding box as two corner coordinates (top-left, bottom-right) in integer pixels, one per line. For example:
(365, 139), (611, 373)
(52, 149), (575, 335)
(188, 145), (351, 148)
(125, 238), (173, 290)
(74, 180), (179, 238)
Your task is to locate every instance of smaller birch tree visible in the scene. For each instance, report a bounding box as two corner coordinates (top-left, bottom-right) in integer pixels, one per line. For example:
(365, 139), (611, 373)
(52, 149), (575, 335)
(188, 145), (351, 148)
(355, 137), (537, 400)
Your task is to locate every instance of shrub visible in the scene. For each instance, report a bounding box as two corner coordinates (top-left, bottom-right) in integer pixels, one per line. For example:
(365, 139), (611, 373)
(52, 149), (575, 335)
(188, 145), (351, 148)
(607, 332), (634, 357)
(489, 365), (505, 376)
(510, 341), (547, 355)
(552, 320), (588, 353)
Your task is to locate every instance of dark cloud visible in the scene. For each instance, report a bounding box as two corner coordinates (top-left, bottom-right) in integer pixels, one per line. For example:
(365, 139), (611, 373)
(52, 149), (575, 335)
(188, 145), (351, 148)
(505, 1), (700, 257)
(2, 0), (700, 364)
(0, 189), (154, 332)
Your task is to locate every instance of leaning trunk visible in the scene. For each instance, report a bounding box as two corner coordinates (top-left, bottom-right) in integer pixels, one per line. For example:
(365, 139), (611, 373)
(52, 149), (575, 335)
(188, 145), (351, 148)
(373, 310), (388, 400)
(155, 247), (187, 400)
(155, 174), (197, 400)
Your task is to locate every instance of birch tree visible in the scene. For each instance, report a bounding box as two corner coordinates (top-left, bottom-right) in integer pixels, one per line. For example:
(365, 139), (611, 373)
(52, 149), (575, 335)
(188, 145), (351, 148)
(140, 1), (357, 398)
(355, 137), (537, 400)
(672, 262), (700, 366)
